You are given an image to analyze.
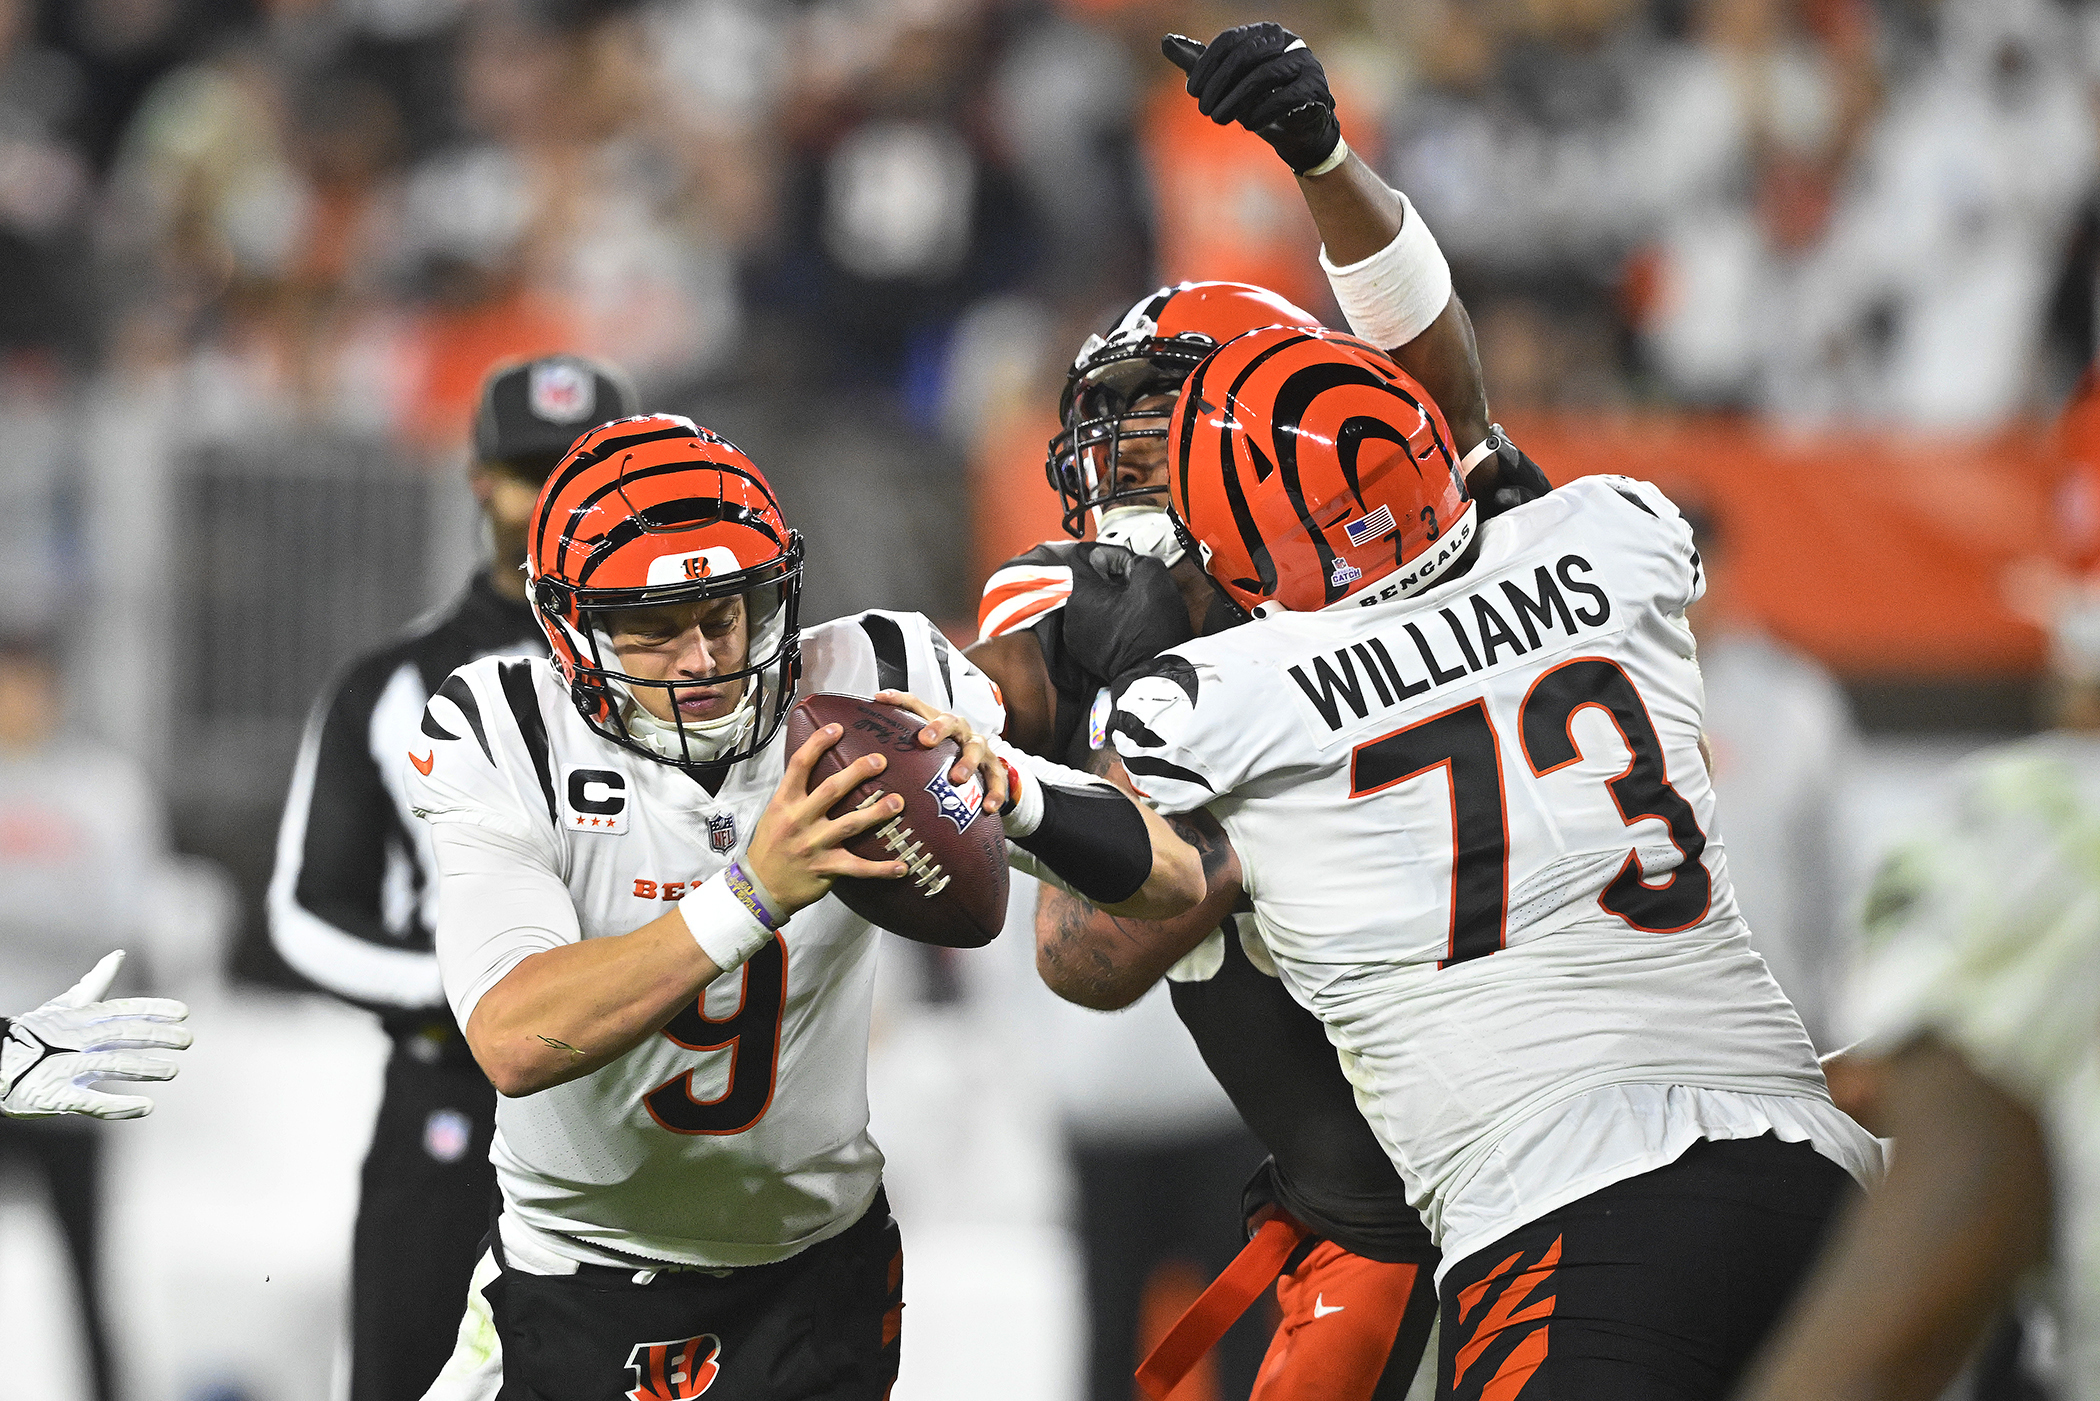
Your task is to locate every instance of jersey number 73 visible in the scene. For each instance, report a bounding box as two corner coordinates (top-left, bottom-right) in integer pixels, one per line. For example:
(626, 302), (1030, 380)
(1349, 657), (1711, 967)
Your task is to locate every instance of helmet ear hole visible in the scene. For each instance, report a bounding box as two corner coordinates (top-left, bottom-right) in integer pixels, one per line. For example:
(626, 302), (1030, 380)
(535, 577), (570, 616)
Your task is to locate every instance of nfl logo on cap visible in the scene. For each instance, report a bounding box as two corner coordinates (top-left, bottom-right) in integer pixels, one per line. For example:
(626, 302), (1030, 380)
(707, 812), (737, 855)
(529, 360), (595, 424)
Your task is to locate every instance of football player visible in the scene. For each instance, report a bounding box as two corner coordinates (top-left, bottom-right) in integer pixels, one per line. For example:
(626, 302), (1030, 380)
(270, 353), (638, 1401)
(1075, 323), (1882, 1400)
(0, 950), (190, 1120)
(969, 24), (1548, 1401)
(412, 414), (1199, 1401)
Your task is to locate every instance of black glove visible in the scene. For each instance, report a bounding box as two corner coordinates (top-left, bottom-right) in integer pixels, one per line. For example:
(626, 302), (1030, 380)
(1063, 544), (1194, 686)
(1466, 427), (1555, 521)
(1164, 24), (1342, 175)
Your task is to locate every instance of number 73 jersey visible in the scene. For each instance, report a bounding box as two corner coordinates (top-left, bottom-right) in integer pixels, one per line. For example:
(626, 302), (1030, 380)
(1113, 475), (1866, 1260)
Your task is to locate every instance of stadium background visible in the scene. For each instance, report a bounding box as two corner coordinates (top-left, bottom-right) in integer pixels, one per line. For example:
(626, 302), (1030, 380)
(0, 0), (2091, 1397)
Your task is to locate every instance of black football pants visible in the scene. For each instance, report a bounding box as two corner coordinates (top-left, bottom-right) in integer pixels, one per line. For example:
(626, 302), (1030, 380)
(352, 1047), (499, 1401)
(1440, 1132), (1858, 1400)
(0, 1116), (113, 1401)
(485, 1188), (903, 1401)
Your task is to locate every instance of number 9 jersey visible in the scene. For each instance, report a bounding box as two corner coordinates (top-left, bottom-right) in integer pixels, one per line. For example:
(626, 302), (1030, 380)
(1111, 475), (1880, 1277)
(407, 611), (1002, 1270)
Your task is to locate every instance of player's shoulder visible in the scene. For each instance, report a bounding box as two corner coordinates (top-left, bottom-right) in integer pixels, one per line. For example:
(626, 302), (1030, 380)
(409, 654), (574, 827)
(978, 538), (1091, 641)
(801, 609), (951, 694)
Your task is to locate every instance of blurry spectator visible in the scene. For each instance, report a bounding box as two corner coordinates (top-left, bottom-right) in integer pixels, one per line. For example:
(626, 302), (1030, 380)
(0, 632), (175, 1401)
(1734, 588), (2100, 1400)
(268, 353), (634, 1401)
(1684, 500), (1858, 1048)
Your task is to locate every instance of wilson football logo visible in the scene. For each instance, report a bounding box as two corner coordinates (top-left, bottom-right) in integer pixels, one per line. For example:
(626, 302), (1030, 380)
(624, 1334), (720, 1400)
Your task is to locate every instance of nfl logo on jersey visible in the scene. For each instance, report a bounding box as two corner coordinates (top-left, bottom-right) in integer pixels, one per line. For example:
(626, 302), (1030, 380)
(707, 812), (737, 854)
(923, 771), (984, 834)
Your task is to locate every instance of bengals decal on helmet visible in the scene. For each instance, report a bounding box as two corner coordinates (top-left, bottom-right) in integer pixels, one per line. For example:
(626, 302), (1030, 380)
(1047, 281), (1322, 538)
(528, 413), (803, 770)
(1169, 326), (1472, 616)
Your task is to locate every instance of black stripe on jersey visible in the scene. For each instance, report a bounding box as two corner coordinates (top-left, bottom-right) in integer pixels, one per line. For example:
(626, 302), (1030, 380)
(424, 674), (493, 762)
(861, 615), (910, 694)
(1123, 754), (1213, 791)
(497, 660), (559, 822)
(1126, 654), (1200, 705)
(929, 630), (955, 704)
(1612, 486), (1658, 518)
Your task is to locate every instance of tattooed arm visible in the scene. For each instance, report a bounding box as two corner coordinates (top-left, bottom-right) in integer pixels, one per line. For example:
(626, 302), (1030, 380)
(1034, 752), (1245, 1010)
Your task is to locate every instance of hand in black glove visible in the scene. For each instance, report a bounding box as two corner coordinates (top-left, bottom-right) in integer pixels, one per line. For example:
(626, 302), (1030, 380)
(1466, 429), (1555, 521)
(1064, 543), (1195, 686)
(1163, 24), (1342, 175)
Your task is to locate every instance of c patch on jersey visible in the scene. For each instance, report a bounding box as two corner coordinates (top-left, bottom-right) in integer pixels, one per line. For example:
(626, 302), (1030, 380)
(624, 1334), (721, 1400)
(923, 769), (984, 833)
(563, 767), (629, 834)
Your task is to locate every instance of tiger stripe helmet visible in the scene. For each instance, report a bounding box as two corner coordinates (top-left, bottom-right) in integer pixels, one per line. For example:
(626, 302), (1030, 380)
(1169, 326), (1471, 617)
(1047, 281), (1323, 538)
(527, 413), (802, 769)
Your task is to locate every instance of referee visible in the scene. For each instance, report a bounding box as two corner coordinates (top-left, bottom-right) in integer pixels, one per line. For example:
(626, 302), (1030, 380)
(269, 354), (636, 1401)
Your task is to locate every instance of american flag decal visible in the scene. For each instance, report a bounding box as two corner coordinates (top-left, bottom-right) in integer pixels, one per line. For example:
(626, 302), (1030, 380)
(1345, 504), (1397, 547)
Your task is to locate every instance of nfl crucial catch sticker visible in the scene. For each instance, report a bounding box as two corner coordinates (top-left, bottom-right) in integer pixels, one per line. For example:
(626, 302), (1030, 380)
(1088, 686), (1112, 749)
(924, 769), (984, 833)
(1330, 560), (1363, 588)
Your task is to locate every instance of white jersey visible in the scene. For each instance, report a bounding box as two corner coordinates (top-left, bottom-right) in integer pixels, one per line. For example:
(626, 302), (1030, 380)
(1847, 735), (2100, 1399)
(1112, 475), (1879, 1273)
(407, 610), (1003, 1269)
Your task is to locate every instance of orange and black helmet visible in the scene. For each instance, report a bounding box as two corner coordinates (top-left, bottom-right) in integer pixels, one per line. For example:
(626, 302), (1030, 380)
(1047, 281), (1322, 537)
(528, 414), (801, 770)
(1169, 325), (1471, 617)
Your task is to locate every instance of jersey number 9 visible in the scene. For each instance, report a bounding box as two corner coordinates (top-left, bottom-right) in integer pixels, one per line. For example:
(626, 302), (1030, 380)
(642, 938), (786, 1135)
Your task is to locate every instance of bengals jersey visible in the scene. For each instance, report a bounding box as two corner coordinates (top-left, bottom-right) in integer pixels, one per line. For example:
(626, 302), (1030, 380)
(407, 611), (1002, 1269)
(979, 536), (1435, 1265)
(1110, 475), (1881, 1275)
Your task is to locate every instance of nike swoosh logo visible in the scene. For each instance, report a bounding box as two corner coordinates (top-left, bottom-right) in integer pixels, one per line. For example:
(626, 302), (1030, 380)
(1313, 1295), (1345, 1318)
(409, 751), (434, 776)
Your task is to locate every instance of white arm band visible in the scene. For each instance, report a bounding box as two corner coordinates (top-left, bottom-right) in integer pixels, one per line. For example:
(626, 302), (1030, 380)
(679, 868), (777, 974)
(1319, 192), (1453, 351)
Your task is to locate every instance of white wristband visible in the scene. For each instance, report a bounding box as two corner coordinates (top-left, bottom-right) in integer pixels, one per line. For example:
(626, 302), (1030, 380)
(680, 870), (776, 974)
(1300, 135), (1349, 179)
(1319, 192), (1452, 351)
(989, 735), (1044, 838)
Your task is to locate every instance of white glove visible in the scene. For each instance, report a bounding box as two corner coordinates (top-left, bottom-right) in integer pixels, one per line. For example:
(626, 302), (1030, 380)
(0, 951), (193, 1120)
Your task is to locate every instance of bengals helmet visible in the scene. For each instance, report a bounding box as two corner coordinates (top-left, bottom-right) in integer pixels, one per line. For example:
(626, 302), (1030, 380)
(1047, 281), (1322, 538)
(1169, 325), (1471, 616)
(528, 414), (802, 770)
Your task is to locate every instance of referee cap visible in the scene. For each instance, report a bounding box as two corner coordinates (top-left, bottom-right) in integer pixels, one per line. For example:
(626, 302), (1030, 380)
(473, 354), (639, 479)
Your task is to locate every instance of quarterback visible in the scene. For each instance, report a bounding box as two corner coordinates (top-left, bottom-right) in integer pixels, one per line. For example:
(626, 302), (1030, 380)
(414, 414), (1199, 1401)
(1089, 326), (1881, 1401)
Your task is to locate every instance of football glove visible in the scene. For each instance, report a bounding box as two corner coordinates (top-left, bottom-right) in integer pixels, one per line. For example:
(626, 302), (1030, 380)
(1164, 25), (1343, 175)
(1064, 543), (1195, 688)
(1467, 427), (1556, 521)
(0, 950), (192, 1120)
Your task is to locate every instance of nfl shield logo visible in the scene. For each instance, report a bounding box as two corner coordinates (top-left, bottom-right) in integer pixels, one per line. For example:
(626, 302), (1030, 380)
(923, 771), (984, 834)
(529, 360), (594, 424)
(707, 812), (737, 854)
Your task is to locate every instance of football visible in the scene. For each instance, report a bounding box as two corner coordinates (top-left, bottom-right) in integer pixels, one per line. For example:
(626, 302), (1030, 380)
(785, 693), (1008, 947)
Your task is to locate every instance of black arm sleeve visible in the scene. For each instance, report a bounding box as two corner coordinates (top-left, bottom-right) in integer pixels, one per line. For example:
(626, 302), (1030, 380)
(1011, 782), (1153, 906)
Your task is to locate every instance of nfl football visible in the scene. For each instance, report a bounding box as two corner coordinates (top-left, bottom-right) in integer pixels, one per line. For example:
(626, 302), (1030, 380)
(784, 694), (1007, 948)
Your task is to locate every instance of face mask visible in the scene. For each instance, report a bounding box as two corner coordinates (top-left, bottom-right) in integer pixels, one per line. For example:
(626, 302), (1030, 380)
(612, 678), (758, 764)
(1094, 505), (1185, 566)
